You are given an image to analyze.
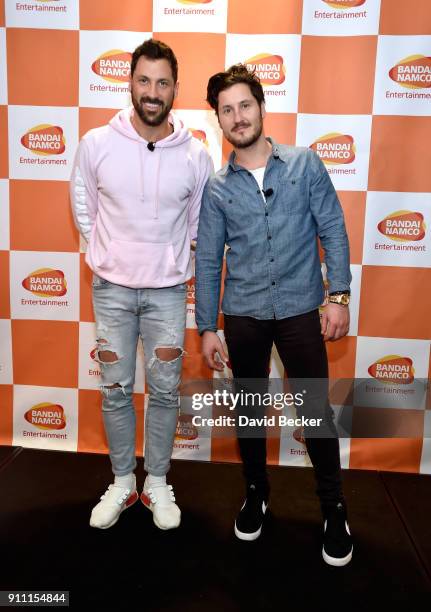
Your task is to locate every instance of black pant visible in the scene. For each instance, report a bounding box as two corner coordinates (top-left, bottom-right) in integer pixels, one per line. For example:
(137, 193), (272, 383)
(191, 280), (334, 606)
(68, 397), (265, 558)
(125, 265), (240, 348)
(224, 309), (343, 506)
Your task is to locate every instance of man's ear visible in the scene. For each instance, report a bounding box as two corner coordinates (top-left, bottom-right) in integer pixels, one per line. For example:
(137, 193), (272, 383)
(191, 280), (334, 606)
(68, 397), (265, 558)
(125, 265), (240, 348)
(261, 102), (266, 120)
(174, 81), (179, 100)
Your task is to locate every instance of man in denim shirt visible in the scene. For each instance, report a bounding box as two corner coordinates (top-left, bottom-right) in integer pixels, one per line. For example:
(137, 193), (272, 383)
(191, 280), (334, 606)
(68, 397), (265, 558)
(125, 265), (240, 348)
(195, 65), (353, 566)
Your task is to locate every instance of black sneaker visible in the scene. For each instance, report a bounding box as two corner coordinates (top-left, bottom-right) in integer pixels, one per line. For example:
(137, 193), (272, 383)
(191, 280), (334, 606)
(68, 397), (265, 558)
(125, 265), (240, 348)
(322, 502), (353, 566)
(234, 484), (268, 541)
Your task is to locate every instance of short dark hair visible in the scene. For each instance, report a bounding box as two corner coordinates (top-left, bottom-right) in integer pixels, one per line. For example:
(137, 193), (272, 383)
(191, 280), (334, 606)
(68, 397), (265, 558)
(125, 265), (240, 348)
(206, 64), (265, 114)
(131, 38), (178, 83)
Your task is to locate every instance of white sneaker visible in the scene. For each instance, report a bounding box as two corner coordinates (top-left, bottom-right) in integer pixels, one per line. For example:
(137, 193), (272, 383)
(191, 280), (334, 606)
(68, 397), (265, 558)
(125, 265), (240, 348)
(140, 479), (181, 530)
(90, 482), (138, 529)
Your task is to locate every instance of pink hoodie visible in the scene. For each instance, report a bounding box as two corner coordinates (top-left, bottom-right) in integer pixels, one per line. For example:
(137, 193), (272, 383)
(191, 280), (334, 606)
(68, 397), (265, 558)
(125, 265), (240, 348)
(70, 107), (213, 288)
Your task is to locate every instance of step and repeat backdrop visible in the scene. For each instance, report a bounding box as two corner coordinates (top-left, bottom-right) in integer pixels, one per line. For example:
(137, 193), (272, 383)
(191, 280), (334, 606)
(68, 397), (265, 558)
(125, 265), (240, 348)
(0, 0), (430, 473)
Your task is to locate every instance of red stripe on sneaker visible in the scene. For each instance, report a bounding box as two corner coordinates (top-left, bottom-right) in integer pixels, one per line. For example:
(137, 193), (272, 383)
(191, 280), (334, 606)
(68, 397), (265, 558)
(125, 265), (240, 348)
(140, 492), (151, 508)
(126, 491), (139, 508)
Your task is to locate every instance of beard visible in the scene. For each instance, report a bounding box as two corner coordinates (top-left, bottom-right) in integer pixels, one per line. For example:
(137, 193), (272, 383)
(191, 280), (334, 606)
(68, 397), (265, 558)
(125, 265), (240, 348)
(224, 114), (263, 149)
(131, 90), (174, 127)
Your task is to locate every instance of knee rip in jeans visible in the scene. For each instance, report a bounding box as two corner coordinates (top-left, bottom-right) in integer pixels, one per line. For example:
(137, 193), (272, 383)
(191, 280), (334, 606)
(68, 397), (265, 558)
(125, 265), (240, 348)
(95, 338), (121, 366)
(95, 338), (125, 395)
(147, 347), (185, 408)
(148, 346), (185, 371)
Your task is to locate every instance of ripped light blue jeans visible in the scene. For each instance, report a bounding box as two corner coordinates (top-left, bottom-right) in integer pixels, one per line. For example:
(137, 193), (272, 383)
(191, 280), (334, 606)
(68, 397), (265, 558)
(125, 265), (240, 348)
(92, 275), (186, 477)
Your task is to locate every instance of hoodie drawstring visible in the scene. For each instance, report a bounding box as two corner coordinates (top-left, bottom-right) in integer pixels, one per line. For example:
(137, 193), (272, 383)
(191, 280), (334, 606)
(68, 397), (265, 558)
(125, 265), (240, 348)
(154, 148), (162, 220)
(138, 140), (162, 220)
(138, 141), (145, 204)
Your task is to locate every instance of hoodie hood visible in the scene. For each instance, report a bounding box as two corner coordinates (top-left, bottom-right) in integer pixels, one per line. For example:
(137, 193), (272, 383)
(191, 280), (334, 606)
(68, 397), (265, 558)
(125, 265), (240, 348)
(109, 106), (192, 148)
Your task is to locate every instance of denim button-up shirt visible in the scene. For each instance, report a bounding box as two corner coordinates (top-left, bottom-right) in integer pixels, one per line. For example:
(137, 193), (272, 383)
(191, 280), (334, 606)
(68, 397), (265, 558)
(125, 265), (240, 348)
(195, 138), (351, 334)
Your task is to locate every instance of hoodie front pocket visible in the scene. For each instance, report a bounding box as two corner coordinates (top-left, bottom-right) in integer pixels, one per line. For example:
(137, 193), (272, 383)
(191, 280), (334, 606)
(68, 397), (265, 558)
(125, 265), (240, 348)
(101, 239), (181, 285)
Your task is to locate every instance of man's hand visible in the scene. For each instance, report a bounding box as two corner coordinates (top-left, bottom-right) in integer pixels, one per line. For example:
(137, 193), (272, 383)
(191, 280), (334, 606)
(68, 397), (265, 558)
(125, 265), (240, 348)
(320, 303), (350, 342)
(202, 331), (228, 371)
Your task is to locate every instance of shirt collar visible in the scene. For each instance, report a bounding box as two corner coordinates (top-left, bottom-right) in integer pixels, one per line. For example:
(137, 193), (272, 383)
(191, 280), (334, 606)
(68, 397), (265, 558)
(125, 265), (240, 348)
(227, 137), (282, 172)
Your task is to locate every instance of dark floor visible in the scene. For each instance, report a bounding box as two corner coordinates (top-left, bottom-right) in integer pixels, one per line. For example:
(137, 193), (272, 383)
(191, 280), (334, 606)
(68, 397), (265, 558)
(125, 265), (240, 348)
(1, 445), (430, 609)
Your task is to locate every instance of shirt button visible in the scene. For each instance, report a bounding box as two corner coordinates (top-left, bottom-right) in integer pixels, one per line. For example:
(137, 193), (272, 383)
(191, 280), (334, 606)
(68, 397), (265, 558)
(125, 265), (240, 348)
(228, 199), (232, 203)
(268, 235), (272, 240)
(272, 281), (275, 286)
(270, 258), (274, 262)
(265, 212), (268, 216)
(247, 172), (252, 176)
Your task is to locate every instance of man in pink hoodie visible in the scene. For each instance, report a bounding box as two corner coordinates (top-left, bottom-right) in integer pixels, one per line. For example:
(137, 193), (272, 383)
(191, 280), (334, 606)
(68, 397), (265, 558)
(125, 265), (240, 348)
(70, 39), (213, 530)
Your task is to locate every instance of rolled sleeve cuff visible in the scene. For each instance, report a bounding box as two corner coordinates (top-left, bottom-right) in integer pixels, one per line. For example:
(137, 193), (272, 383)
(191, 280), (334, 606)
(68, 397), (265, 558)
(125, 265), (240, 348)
(197, 325), (218, 336)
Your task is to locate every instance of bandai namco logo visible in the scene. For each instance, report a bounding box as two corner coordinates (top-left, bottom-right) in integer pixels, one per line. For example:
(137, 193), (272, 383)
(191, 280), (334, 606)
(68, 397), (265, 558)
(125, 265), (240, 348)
(245, 54), (285, 86)
(189, 129), (209, 148)
(24, 403), (66, 430)
(21, 125), (65, 156)
(92, 50), (132, 83)
(175, 414), (198, 440)
(186, 277), (195, 304)
(389, 55), (431, 89)
(368, 355), (415, 385)
(322, 0), (366, 8)
(378, 211), (426, 243)
(310, 133), (355, 165)
(22, 269), (67, 298)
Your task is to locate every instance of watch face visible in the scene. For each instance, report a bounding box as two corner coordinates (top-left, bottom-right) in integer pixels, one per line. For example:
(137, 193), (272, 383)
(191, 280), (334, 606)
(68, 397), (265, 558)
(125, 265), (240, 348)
(329, 294), (350, 305)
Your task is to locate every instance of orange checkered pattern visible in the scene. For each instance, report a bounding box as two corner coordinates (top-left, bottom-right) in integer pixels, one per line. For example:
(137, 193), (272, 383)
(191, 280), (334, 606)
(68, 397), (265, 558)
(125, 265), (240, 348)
(0, 0), (430, 473)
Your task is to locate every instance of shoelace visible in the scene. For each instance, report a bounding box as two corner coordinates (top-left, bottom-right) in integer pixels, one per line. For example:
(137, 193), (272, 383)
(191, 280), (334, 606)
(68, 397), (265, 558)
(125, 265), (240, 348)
(100, 485), (131, 506)
(147, 484), (176, 505)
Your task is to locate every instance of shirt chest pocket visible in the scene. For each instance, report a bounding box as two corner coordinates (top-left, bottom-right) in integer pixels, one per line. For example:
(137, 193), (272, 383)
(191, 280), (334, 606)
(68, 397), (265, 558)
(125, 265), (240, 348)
(276, 176), (307, 215)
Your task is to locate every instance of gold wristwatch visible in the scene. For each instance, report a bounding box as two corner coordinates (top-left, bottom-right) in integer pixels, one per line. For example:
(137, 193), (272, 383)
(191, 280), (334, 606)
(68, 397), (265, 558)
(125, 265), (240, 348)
(328, 293), (350, 306)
